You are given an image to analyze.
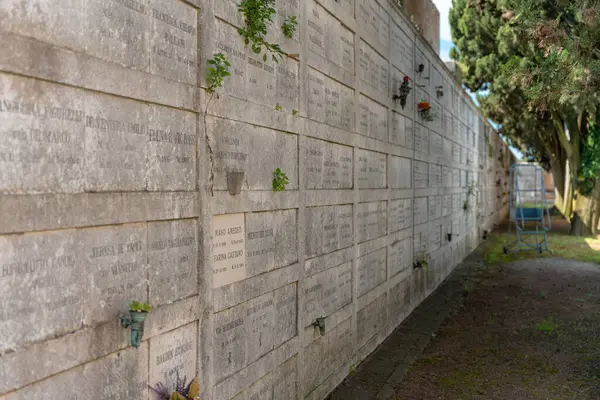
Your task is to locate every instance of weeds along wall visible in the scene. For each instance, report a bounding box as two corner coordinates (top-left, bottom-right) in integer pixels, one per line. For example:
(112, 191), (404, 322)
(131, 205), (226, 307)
(0, 0), (513, 399)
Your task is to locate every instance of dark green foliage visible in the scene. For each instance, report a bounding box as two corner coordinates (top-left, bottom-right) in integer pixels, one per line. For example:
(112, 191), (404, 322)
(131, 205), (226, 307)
(578, 117), (600, 195)
(206, 53), (231, 94)
(281, 15), (298, 39)
(238, 0), (285, 63)
(129, 300), (151, 312)
(272, 168), (289, 192)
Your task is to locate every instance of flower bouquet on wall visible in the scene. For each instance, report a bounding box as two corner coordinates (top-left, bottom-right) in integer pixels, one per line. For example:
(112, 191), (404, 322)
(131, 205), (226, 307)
(417, 100), (435, 122)
(393, 75), (412, 109)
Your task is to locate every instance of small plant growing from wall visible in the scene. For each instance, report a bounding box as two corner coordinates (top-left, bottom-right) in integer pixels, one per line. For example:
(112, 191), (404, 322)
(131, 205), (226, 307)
(417, 100), (434, 121)
(393, 75), (412, 109)
(150, 373), (200, 400)
(274, 103), (283, 111)
(413, 249), (428, 269)
(238, 0), (285, 62)
(272, 168), (289, 192)
(281, 15), (298, 39)
(292, 109), (299, 116)
(205, 53), (232, 196)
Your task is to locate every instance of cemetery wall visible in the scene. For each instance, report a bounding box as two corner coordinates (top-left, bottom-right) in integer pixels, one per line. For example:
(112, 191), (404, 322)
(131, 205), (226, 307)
(0, 0), (514, 399)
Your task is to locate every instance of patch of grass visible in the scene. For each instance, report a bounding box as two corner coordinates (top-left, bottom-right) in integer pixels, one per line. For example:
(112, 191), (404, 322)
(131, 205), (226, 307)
(538, 290), (547, 299)
(463, 284), (474, 295)
(483, 219), (600, 266)
(437, 369), (489, 395)
(536, 317), (559, 334)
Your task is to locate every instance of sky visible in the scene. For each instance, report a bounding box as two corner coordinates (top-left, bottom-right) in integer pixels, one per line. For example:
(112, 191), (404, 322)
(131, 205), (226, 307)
(431, 0), (522, 158)
(432, 0), (454, 61)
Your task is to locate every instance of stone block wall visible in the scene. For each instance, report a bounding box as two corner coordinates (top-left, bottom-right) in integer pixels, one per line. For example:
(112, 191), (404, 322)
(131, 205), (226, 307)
(0, 0), (513, 399)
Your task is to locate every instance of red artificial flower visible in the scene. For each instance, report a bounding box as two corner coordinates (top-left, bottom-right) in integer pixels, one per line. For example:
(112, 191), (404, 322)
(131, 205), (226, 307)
(417, 101), (430, 110)
(403, 75), (409, 83)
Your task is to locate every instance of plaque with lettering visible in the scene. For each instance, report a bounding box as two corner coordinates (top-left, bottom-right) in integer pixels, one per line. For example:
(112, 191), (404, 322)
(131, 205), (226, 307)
(358, 95), (388, 141)
(414, 123), (429, 154)
(413, 160), (429, 189)
(309, 3), (355, 73)
(0, 230), (84, 351)
(388, 237), (411, 277)
(212, 213), (246, 288)
(357, 248), (387, 297)
(356, 149), (387, 189)
(429, 164), (442, 188)
(303, 262), (352, 324)
(86, 224), (148, 324)
(358, 40), (389, 99)
(358, 0), (390, 52)
(390, 21), (414, 77)
(357, 293), (387, 346)
(357, 201), (387, 243)
(148, 219), (197, 306)
(150, 323), (197, 386)
(308, 68), (354, 129)
(413, 197), (428, 225)
(389, 156), (412, 189)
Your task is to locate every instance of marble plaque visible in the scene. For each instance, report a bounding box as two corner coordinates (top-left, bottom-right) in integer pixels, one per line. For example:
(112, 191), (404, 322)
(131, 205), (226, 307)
(358, 0), (390, 51)
(429, 164), (442, 188)
(452, 168), (460, 188)
(150, 323), (197, 387)
(430, 131), (443, 156)
(390, 20), (414, 76)
(212, 213), (246, 289)
(357, 247), (387, 297)
(414, 50), (430, 87)
(358, 95), (388, 141)
(390, 110), (414, 148)
(388, 237), (411, 277)
(246, 209), (298, 277)
(307, 67), (355, 130)
(303, 262), (352, 324)
(429, 225), (442, 250)
(443, 138), (453, 160)
(1, 345), (148, 399)
(389, 156), (412, 189)
(357, 293), (387, 346)
(452, 143), (461, 164)
(358, 40), (389, 97)
(148, 219), (197, 306)
(305, 205), (353, 258)
(442, 194), (452, 216)
(213, 283), (297, 381)
(211, 117), (298, 191)
(428, 196), (442, 221)
(2, 0), (198, 84)
(413, 197), (428, 226)
(357, 201), (387, 243)
(214, 20), (299, 110)
(413, 160), (429, 189)
(230, 356), (297, 400)
(442, 166), (452, 188)
(85, 224), (148, 324)
(389, 198), (412, 232)
(304, 137), (353, 189)
(309, 2), (355, 73)
(301, 318), (352, 395)
(0, 74), (85, 194)
(0, 230), (84, 352)
(356, 149), (387, 189)
(0, 74), (196, 194)
(389, 278), (410, 317)
(414, 123), (429, 154)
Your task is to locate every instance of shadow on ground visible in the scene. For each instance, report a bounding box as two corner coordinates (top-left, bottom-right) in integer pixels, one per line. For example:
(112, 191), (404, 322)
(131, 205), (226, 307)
(328, 218), (600, 400)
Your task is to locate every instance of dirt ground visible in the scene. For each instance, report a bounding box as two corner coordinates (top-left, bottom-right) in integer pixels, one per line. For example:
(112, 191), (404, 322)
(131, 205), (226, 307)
(393, 257), (600, 400)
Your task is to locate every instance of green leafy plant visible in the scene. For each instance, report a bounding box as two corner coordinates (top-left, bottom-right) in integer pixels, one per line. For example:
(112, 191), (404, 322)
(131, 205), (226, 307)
(204, 54), (232, 197)
(272, 168), (289, 192)
(150, 373), (200, 400)
(536, 317), (559, 334)
(413, 249), (428, 269)
(275, 103), (283, 111)
(129, 300), (151, 313)
(281, 15), (298, 39)
(238, 0), (285, 63)
(206, 53), (231, 94)
(292, 109), (298, 116)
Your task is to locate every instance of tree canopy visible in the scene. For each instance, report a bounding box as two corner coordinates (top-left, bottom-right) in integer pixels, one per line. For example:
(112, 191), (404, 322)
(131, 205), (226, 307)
(450, 0), (600, 233)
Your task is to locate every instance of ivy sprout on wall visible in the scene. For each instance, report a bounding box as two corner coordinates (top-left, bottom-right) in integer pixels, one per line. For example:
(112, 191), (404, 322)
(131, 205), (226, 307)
(238, 0), (285, 62)
(206, 53), (231, 94)
(272, 168), (289, 192)
(281, 15), (298, 39)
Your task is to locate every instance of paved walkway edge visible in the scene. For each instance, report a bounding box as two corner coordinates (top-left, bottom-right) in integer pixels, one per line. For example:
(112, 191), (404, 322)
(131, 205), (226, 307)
(327, 245), (486, 400)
